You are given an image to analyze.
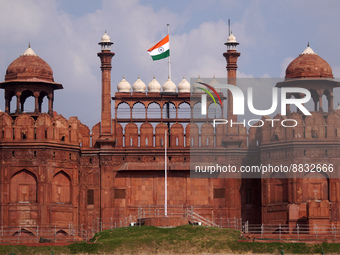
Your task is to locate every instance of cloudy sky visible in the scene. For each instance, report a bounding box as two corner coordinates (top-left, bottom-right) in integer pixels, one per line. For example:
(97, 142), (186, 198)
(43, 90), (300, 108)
(1, 0), (340, 128)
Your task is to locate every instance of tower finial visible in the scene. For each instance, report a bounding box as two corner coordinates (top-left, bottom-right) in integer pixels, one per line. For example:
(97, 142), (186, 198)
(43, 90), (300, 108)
(228, 19), (230, 36)
(28, 42), (31, 48)
(307, 42), (310, 47)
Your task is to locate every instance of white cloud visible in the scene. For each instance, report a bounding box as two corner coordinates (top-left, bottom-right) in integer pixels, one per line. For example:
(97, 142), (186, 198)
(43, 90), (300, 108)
(1, 0), (340, 127)
(280, 57), (294, 78)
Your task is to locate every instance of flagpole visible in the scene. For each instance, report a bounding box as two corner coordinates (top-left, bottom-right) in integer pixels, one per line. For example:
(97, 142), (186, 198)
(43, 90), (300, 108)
(167, 24), (171, 80)
(165, 130), (167, 216)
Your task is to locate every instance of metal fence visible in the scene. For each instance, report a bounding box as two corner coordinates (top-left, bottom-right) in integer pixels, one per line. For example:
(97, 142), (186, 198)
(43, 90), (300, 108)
(3, 206), (340, 244)
(243, 222), (340, 240)
(0, 225), (90, 244)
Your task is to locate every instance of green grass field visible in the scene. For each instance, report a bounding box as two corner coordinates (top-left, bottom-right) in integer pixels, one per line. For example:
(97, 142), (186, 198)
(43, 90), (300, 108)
(1, 225), (340, 254)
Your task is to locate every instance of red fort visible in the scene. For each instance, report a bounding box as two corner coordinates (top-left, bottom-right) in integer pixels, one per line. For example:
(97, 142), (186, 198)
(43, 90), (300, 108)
(0, 31), (340, 240)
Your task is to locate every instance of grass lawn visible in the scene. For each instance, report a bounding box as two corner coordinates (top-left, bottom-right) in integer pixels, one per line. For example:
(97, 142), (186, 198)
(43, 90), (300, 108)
(1, 225), (340, 254)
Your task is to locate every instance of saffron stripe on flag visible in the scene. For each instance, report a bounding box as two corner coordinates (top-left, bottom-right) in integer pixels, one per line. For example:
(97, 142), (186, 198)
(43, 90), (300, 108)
(147, 35), (169, 52)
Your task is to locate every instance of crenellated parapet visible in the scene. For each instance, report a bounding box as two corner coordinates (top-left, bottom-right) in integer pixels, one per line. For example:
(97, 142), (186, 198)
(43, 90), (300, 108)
(260, 110), (340, 144)
(0, 111), (90, 148)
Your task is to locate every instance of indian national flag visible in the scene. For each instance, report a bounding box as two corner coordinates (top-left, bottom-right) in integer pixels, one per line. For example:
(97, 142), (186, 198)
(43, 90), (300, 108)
(147, 35), (170, 61)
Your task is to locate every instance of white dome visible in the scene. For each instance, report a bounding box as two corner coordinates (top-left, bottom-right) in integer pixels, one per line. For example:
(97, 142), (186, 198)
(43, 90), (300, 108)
(178, 76), (190, 93)
(209, 75), (220, 92)
(117, 77), (131, 93)
(163, 78), (176, 93)
(147, 76), (161, 92)
(301, 43), (317, 55)
(101, 32), (111, 43)
(193, 76), (204, 93)
(227, 33), (237, 43)
(22, 44), (37, 56)
(132, 76), (146, 93)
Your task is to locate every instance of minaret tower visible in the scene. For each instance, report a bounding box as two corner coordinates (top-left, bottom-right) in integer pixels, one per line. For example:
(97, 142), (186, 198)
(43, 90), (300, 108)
(98, 31), (115, 139)
(223, 31), (240, 124)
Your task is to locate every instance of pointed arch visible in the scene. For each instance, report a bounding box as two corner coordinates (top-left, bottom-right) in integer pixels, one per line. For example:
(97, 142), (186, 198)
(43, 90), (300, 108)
(20, 89), (34, 112)
(117, 102), (131, 119)
(52, 171), (71, 204)
(55, 229), (69, 236)
(10, 170), (37, 203)
(189, 122), (199, 147)
(269, 172), (288, 203)
(12, 228), (35, 236)
(178, 102), (191, 118)
(38, 91), (49, 113)
(147, 102), (161, 118)
(201, 122), (214, 147)
(162, 102), (176, 118)
(125, 122), (138, 147)
(155, 122), (168, 147)
(115, 122), (124, 147)
(302, 172), (329, 201)
(132, 102), (146, 119)
(140, 122), (154, 147)
(170, 122), (184, 147)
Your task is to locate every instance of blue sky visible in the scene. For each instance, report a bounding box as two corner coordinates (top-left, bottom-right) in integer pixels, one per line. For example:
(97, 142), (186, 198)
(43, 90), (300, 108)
(1, 0), (340, 128)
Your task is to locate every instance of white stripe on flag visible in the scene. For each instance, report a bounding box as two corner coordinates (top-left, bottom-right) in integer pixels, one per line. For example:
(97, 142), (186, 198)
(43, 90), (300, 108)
(148, 42), (170, 56)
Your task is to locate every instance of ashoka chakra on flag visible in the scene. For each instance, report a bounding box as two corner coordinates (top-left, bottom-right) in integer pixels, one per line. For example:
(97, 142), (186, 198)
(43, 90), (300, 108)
(147, 35), (170, 61)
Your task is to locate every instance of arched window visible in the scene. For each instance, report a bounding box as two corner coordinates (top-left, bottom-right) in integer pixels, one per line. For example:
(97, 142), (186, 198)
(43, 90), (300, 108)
(269, 173), (288, 203)
(10, 170), (37, 203)
(162, 102), (176, 118)
(132, 102), (146, 118)
(20, 90), (35, 113)
(147, 102), (161, 118)
(39, 91), (49, 113)
(208, 102), (222, 118)
(193, 102), (203, 119)
(52, 171), (71, 203)
(8, 91), (16, 113)
(117, 102), (130, 119)
(302, 172), (328, 201)
(178, 102), (191, 118)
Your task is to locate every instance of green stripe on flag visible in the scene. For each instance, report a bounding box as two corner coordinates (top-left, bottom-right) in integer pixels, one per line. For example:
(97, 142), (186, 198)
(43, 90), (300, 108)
(151, 50), (170, 61)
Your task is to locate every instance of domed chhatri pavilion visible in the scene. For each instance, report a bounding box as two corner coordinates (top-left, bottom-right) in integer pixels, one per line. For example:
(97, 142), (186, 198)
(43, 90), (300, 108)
(2, 44), (63, 116)
(0, 31), (340, 241)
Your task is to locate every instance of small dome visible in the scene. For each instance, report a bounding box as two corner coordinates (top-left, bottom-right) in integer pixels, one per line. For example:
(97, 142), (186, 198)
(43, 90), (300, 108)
(117, 77), (131, 93)
(163, 78), (176, 93)
(5, 46), (54, 82)
(22, 45), (37, 56)
(301, 45), (316, 55)
(227, 33), (237, 43)
(147, 76), (161, 92)
(132, 76), (146, 93)
(101, 32), (111, 43)
(209, 75), (220, 92)
(193, 76), (204, 93)
(285, 45), (333, 79)
(178, 76), (190, 93)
